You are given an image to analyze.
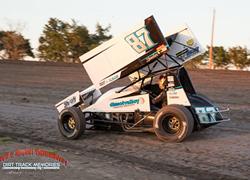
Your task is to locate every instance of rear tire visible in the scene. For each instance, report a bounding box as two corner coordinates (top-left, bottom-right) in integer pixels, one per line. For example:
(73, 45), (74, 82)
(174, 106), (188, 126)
(154, 104), (194, 142)
(58, 107), (85, 139)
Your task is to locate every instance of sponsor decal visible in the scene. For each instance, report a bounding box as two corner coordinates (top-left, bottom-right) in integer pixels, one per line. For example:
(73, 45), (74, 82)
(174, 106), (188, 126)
(99, 80), (105, 87)
(167, 76), (175, 87)
(143, 45), (167, 63)
(110, 98), (144, 108)
(176, 46), (199, 60)
(99, 74), (120, 87)
(186, 39), (194, 46)
(156, 44), (168, 53)
(168, 89), (179, 99)
(63, 96), (76, 107)
(167, 76), (174, 82)
(1, 148), (68, 170)
(195, 107), (218, 123)
(145, 51), (159, 62)
(169, 96), (179, 99)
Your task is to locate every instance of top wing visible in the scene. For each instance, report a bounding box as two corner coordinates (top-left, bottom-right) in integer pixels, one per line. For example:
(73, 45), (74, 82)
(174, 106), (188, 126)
(165, 24), (205, 67)
(128, 25), (205, 84)
(80, 16), (168, 89)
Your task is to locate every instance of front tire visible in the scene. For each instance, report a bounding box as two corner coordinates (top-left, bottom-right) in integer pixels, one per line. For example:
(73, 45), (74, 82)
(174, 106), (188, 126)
(154, 105), (194, 142)
(58, 107), (85, 139)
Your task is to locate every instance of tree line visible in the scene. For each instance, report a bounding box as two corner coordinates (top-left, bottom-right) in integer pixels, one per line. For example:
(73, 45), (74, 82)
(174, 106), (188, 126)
(0, 18), (249, 69)
(0, 18), (112, 62)
(188, 46), (250, 70)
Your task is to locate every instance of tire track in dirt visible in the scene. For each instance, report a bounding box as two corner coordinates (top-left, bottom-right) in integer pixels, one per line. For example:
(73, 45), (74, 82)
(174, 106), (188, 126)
(0, 102), (249, 179)
(0, 130), (241, 180)
(1, 60), (250, 179)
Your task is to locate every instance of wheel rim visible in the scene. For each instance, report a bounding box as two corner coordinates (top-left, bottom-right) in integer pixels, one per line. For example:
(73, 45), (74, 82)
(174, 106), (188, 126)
(62, 115), (76, 133)
(68, 117), (76, 129)
(162, 115), (181, 134)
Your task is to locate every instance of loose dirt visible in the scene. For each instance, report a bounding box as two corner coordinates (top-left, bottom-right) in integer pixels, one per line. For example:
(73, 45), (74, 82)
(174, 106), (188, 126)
(0, 60), (249, 179)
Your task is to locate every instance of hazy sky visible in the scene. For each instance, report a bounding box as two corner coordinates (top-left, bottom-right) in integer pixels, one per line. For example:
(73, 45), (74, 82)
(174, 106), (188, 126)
(0, 0), (249, 53)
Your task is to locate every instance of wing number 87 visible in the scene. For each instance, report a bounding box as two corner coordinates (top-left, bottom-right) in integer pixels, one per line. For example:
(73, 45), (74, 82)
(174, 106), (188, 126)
(125, 27), (155, 54)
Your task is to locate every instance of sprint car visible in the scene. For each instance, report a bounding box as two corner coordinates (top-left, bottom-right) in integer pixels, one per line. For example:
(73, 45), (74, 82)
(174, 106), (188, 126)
(55, 16), (230, 142)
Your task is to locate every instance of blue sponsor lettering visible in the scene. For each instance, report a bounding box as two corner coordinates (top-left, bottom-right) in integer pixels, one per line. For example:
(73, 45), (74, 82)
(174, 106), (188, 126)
(176, 46), (199, 60)
(110, 99), (140, 108)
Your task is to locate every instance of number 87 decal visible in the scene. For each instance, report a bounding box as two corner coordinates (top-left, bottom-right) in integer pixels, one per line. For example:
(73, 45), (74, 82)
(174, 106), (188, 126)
(125, 27), (156, 54)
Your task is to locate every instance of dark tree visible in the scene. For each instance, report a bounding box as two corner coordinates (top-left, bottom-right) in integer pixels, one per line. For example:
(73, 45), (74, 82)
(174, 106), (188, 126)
(38, 18), (112, 62)
(0, 31), (34, 60)
(228, 46), (250, 69)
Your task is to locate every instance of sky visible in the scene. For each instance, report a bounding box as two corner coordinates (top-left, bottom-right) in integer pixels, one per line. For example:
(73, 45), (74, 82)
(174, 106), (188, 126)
(0, 0), (250, 54)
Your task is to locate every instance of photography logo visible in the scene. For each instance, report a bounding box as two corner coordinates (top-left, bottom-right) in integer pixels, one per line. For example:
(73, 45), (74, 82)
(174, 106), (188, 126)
(0, 148), (68, 170)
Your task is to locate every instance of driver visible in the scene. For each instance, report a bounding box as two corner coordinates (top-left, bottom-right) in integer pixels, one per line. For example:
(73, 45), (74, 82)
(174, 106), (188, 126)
(143, 74), (168, 107)
(152, 75), (167, 106)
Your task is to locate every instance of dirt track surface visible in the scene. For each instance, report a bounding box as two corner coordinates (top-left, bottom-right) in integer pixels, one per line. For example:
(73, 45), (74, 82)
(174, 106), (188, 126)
(0, 60), (250, 180)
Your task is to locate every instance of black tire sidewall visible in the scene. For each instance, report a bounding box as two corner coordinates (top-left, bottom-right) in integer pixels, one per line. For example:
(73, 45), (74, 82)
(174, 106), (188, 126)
(58, 107), (85, 139)
(154, 105), (194, 142)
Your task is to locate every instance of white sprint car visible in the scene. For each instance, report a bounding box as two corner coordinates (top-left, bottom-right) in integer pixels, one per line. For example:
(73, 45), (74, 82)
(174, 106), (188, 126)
(55, 16), (230, 142)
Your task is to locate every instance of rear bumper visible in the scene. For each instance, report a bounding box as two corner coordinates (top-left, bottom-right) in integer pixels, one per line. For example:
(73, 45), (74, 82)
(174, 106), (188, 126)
(194, 106), (230, 124)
